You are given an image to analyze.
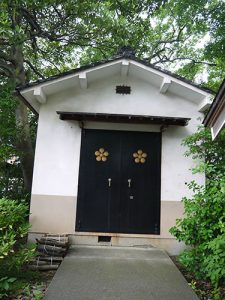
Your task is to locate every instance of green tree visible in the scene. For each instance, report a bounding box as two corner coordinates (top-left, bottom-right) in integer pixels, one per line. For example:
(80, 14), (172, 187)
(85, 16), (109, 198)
(80, 0), (225, 90)
(0, 86), (35, 199)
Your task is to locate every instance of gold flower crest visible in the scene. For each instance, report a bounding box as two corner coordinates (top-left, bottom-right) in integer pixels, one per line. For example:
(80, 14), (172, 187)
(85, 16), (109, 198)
(95, 148), (109, 162)
(133, 149), (147, 163)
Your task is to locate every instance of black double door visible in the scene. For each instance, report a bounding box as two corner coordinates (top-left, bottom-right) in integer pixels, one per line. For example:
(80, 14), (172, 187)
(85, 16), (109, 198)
(76, 129), (161, 235)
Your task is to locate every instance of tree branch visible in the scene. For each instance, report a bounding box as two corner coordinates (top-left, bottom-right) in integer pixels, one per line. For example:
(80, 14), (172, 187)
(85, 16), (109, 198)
(0, 50), (15, 64)
(151, 25), (186, 59)
(0, 38), (10, 46)
(0, 70), (9, 77)
(153, 56), (217, 66)
(0, 59), (14, 76)
(27, 45), (61, 72)
(21, 6), (100, 44)
(24, 60), (45, 79)
(52, 5), (63, 19)
(21, 7), (69, 42)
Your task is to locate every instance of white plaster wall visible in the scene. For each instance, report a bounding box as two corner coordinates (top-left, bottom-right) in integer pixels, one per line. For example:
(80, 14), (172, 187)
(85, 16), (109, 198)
(32, 110), (81, 196)
(46, 75), (200, 118)
(32, 74), (204, 201)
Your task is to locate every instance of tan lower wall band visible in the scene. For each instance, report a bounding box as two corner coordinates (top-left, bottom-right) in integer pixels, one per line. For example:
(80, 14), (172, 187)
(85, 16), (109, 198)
(29, 194), (184, 238)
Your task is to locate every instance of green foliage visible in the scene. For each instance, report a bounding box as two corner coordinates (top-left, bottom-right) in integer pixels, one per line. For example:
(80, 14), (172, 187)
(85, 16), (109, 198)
(0, 86), (23, 199)
(0, 198), (36, 298)
(170, 127), (225, 287)
(0, 85), (37, 200)
(203, 234), (225, 285)
(0, 162), (26, 200)
(1, 0), (223, 85)
(0, 87), (17, 162)
(78, 0), (225, 89)
(203, 0), (225, 90)
(23, 283), (44, 300)
(0, 277), (16, 298)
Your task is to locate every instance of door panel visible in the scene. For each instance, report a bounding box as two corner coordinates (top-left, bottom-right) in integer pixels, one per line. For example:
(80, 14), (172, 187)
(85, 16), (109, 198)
(76, 129), (121, 232)
(76, 129), (161, 234)
(119, 132), (161, 234)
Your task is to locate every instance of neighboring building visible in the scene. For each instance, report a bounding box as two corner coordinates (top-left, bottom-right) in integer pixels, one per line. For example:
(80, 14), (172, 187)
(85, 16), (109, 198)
(16, 50), (213, 254)
(203, 78), (225, 139)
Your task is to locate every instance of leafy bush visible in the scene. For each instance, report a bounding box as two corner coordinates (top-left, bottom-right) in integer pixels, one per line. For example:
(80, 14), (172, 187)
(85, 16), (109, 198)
(0, 198), (36, 297)
(203, 234), (225, 285)
(170, 127), (225, 288)
(0, 277), (16, 299)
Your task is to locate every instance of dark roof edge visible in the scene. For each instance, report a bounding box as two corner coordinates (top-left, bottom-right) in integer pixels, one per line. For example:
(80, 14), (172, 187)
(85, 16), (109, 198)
(203, 78), (225, 126)
(14, 89), (38, 115)
(17, 54), (215, 94)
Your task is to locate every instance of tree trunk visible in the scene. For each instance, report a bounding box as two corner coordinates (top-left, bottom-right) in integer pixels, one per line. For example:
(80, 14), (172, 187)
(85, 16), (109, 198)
(15, 101), (34, 194)
(13, 45), (34, 195)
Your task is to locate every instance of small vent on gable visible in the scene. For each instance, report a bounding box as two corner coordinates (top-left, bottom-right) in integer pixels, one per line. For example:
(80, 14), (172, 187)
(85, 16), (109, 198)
(116, 85), (131, 95)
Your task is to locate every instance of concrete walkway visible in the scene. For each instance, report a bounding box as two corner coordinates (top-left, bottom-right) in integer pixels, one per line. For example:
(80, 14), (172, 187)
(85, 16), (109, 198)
(43, 246), (198, 300)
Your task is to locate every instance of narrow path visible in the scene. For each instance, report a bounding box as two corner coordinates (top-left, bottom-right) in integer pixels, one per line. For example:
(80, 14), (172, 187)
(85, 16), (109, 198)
(44, 246), (199, 300)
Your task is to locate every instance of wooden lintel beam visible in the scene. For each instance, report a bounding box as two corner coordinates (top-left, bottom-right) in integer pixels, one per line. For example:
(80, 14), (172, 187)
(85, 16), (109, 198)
(56, 111), (190, 126)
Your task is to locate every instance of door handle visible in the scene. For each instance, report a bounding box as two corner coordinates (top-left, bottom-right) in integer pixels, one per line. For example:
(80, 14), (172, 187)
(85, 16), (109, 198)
(128, 179), (131, 188)
(108, 178), (112, 187)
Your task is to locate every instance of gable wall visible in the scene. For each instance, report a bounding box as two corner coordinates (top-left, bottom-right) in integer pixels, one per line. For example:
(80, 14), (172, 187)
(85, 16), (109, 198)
(46, 75), (198, 117)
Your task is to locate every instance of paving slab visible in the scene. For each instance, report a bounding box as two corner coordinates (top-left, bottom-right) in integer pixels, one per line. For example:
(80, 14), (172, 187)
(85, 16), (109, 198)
(43, 245), (199, 300)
